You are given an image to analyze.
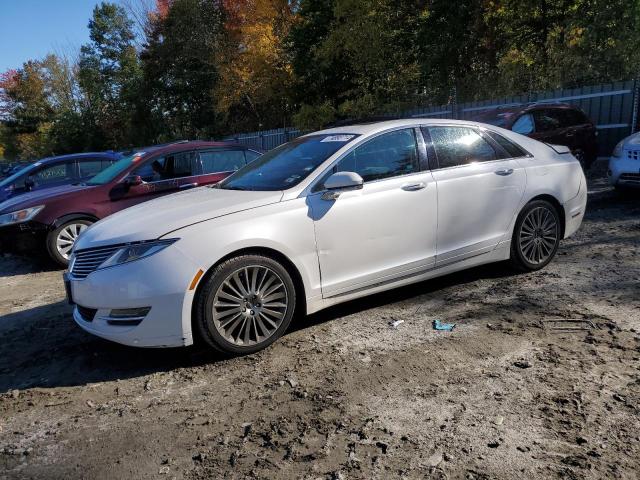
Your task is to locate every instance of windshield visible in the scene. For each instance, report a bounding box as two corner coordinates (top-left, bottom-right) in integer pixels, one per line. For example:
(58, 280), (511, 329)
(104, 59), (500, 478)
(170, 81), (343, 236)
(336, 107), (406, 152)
(87, 153), (143, 185)
(0, 163), (35, 188)
(218, 134), (359, 191)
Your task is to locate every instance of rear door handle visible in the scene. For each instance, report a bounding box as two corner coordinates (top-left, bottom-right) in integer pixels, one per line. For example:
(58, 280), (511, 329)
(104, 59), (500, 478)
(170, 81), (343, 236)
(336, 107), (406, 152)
(179, 182), (199, 189)
(494, 169), (514, 176)
(402, 182), (427, 191)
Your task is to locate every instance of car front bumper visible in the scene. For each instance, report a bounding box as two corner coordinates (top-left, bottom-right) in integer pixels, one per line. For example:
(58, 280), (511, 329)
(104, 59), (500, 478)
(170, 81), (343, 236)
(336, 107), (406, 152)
(608, 152), (640, 188)
(0, 221), (48, 251)
(68, 243), (202, 348)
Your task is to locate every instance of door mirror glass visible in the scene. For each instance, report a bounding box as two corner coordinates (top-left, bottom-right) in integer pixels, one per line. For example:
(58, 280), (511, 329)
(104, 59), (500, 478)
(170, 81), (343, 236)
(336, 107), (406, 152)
(324, 171), (364, 191)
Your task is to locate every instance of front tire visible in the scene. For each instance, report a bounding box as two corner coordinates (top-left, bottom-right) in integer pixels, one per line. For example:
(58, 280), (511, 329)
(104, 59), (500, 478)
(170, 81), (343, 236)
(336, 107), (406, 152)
(194, 254), (297, 355)
(46, 219), (93, 267)
(510, 200), (561, 271)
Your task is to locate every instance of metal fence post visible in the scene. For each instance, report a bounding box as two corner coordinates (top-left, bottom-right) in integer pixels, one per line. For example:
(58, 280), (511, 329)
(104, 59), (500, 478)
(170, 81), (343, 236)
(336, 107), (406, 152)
(631, 76), (639, 134)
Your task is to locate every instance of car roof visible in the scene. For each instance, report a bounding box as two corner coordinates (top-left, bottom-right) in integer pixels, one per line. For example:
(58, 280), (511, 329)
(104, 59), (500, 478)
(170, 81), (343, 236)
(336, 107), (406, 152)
(32, 151), (121, 165)
(310, 118), (499, 136)
(472, 102), (579, 118)
(126, 140), (253, 159)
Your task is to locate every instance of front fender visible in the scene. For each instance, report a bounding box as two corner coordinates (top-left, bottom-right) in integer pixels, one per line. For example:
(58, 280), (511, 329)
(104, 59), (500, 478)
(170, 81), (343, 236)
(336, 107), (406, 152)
(166, 197), (322, 313)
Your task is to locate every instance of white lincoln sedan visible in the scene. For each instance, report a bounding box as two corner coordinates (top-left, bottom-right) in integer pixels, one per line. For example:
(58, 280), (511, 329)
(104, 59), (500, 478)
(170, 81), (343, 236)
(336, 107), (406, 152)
(65, 119), (587, 354)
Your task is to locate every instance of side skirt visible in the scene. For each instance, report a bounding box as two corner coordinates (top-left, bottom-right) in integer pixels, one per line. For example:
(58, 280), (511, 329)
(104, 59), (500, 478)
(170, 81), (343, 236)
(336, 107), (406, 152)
(306, 241), (511, 315)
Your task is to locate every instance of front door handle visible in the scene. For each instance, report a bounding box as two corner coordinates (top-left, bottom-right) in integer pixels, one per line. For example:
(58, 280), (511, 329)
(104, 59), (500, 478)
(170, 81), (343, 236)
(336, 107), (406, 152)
(494, 169), (514, 176)
(179, 182), (199, 189)
(402, 182), (427, 191)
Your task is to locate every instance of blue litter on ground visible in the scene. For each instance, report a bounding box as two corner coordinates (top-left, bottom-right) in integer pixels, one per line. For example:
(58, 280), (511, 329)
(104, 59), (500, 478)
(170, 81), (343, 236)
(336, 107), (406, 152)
(433, 319), (456, 331)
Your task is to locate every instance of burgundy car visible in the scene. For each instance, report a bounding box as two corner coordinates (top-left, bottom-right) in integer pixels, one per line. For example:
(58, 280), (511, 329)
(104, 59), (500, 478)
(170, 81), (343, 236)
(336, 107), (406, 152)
(472, 103), (598, 169)
(0, 141), (261, 265)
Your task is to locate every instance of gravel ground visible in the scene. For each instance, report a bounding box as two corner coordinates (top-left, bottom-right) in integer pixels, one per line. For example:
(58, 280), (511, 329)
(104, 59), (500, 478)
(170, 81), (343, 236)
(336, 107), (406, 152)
(1, 166), (639, 480)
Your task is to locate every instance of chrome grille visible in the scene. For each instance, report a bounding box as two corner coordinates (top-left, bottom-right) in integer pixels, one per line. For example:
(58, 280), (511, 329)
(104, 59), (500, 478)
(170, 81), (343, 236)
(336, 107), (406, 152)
(620, 173), (640, 184)
(627, 150), (640, 160)
(70, 244), (121, 279)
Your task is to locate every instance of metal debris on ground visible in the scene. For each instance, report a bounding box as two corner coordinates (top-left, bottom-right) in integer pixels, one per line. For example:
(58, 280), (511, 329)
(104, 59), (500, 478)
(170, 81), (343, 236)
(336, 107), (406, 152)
(543, 319), (598, 331)
(433, 319), (456, 331)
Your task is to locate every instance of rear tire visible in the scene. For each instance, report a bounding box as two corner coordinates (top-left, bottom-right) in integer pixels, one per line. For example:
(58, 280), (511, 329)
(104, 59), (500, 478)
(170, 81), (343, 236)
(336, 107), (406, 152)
(46, 219), (93, 267)
(509, 200), (561, 272)
(194, 254), (297, 355)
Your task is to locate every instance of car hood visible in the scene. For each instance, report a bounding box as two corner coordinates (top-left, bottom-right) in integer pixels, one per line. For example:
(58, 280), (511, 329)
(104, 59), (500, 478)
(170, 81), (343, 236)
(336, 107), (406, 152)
(0, 184), (90, 213)
(75, 187), (284, 249)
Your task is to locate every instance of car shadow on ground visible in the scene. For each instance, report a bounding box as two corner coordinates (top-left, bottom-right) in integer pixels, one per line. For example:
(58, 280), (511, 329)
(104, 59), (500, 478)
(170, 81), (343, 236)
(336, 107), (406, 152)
(0, 262), (517, 394)
(293, 261), (516, 334)
(0, 252), (61, 278)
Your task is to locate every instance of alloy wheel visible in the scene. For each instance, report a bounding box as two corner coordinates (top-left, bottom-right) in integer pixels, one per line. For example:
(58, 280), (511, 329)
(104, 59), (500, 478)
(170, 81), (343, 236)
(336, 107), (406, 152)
(211, 265), (289, 347)
(518, 206), (558, 265)
(56, 223), (88, 260)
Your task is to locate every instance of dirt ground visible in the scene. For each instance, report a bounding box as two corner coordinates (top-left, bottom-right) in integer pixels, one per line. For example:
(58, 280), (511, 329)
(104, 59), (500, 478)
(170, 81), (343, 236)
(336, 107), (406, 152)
(1, 165), (639, 480)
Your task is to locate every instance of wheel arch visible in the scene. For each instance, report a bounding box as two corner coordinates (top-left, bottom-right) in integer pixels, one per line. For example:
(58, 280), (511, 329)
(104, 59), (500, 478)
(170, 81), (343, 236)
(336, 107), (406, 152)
(51, 213), (99, 230)
(525, 194), (566, 237)
(190, 246), (308, 329)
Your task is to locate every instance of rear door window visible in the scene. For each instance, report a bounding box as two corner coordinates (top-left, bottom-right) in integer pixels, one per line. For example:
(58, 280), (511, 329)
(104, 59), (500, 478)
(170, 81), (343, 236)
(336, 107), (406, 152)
(78, 158), (111, 178)
(559, 109), (589, 126)
(532, 110), (562, 132)
(427, 126), (498, 168)
(28, 161), (74, 186)
(199, 150), (247, 174)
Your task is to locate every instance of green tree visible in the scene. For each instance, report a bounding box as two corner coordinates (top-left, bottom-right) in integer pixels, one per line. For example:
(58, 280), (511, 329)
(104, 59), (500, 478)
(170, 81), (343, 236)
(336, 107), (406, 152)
(79, 2), (143, 149)
(140, 0), (225, 141)
(289, 0), (423, 129)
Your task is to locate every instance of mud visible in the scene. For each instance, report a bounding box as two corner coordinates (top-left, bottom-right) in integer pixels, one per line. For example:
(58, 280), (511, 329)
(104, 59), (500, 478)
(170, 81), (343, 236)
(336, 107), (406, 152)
(1, 166), (639, 479)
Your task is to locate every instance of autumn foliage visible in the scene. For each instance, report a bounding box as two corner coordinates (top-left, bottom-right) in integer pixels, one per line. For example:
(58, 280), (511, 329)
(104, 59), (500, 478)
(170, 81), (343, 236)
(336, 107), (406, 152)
(1, 0), (639, 160)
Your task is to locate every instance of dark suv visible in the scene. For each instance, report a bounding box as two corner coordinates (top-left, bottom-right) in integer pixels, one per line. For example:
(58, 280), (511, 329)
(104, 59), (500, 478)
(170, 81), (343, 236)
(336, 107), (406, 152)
(0, 141), (261, 265)
(473, 103), (598, 168)
(0, 152), (121, 203)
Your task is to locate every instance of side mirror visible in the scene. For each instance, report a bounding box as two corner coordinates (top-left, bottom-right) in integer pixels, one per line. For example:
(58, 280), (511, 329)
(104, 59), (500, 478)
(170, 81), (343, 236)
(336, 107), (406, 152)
(24, 177), (35, 190)
(125, 175), (143, 187)
(322, 171), (363, 200)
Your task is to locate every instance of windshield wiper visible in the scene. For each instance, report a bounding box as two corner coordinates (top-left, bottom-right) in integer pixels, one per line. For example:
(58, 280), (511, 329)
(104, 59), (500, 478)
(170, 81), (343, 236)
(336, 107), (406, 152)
(222, 185), (252, 191)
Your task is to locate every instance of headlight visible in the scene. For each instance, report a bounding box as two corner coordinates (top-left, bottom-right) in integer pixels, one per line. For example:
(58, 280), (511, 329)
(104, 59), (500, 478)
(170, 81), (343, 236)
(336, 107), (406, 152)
(98, 239), (178, 270)
(628, 132), (640, 145)
(0, 205), (44, 226)
(612, 140), (624, 158)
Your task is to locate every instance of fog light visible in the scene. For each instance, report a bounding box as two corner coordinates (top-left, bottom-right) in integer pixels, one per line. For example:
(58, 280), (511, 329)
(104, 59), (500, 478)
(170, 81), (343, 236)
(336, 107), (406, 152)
(107, 307), (151, 326)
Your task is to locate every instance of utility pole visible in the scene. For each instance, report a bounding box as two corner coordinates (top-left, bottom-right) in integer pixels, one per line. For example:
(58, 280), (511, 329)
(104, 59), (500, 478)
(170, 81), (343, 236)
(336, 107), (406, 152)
(631, 75), (639, 134)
